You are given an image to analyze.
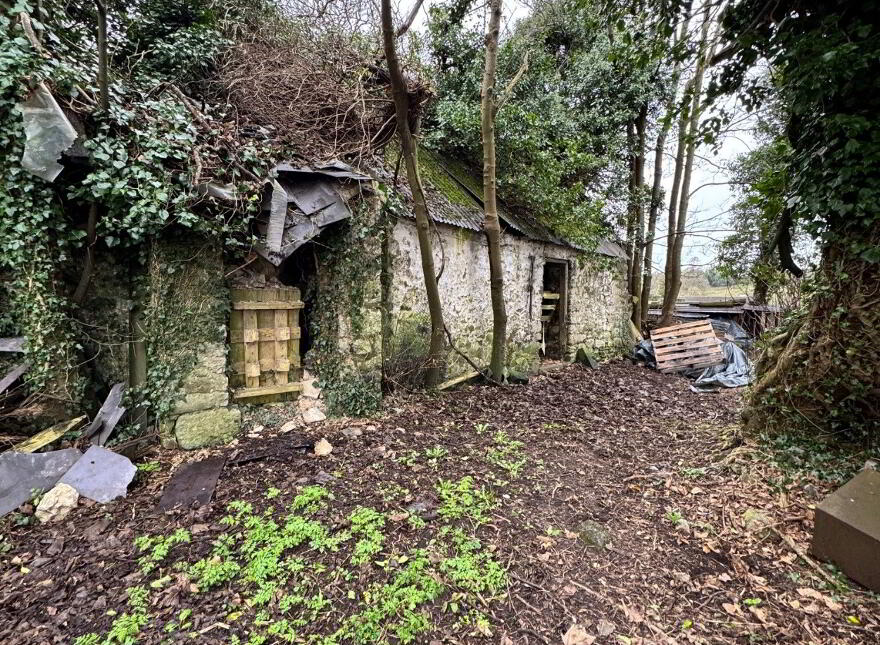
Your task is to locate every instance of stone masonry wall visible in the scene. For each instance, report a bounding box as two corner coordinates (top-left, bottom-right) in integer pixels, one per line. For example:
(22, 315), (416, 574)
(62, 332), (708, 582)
(388, 220), (629, 378)
(151, 240), (240, 450)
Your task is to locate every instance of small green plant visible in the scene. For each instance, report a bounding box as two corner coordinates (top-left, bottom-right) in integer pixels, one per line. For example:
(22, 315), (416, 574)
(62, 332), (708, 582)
(680, 467), (707, 479)
(436, 477), (496, 523)
(407, 514), (427, 530)
(266, 487), (281, 500)
(137, 461), (161, 474)
(396, 450), (420, 468)
(664, 509), (683, 525)
(743, 597), (762, 606)
(349, 507), (386, 565)
(103, 586), (151, 644)
(424, 445), (449, 469)
(486, 431), (527, 479)
(378, 482), (409, 503)
(474, 423), (490, 434)
(437, 528), (505, 595)
(134, 529), (191, 575)
(291, 485), (332, 514)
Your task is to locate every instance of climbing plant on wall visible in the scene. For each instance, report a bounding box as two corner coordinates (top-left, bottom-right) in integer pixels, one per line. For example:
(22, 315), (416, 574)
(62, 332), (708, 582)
(0, 0), (266, 415)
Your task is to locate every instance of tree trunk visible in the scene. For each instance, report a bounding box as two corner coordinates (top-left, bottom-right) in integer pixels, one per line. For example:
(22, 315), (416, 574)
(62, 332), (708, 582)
(481, 0), (507, 382)
(625, 120), (637, 292)
(72, 1), (108, 306)
(380, 0), (446, 387)
(641, 130), (665, 323)
(657, 92), (689, 328)
(641, 9), (691, 323)
(128, 257), (148, 434)
(630, 103), (648, 328)
(659, 8), (712, 327)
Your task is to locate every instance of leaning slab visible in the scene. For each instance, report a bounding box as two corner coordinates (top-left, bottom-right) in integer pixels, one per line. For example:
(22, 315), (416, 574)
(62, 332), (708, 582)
(59, 445), (136, 503)
(811, 469), (880, 592)
(158, 457), (225, 511)
(0, 448), (82, 517)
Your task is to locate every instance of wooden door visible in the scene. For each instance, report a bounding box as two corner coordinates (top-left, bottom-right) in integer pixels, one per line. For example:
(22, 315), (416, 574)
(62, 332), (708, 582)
(229, 287), (303, 403)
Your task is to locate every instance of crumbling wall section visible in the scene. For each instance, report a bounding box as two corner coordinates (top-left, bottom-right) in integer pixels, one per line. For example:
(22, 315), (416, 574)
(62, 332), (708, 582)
(146, 239), (239, 450)
(564, 256), (630, 360)
(388, 220), (629, 378)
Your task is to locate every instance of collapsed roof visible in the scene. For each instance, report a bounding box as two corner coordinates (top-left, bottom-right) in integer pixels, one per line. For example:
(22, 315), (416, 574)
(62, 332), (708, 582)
(236, 150), (625, 266)
(382, 148), (627, 260)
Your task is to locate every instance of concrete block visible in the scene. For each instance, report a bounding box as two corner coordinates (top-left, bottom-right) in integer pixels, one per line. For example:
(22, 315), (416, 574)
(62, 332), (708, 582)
(172, 390), (229, 415)
(175, 407), (241, 450)
(811, 469), (880, 591)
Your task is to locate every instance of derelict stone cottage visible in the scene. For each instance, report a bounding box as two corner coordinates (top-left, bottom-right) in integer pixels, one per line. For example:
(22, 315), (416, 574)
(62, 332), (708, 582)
(148, 153), (629, 449)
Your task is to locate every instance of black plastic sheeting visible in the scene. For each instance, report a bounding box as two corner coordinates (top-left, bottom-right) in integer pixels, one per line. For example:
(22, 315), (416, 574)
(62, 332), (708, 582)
(632, 340), (752, 389)
(633, 340), (657, 369)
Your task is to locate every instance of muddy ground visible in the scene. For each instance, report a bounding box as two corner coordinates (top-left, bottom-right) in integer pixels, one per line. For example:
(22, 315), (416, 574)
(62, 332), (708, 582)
(0, 361), (877, 644)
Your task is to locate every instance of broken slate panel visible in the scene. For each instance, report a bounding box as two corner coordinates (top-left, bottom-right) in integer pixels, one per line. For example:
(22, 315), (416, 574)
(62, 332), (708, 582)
(0, 337), (26, 352)
(0, 363), (27, 396)
(83, 383), (125, 443)
(284, 179), (338, 215)
(265, 179), (287, 253)
(311, 198), (351, 228)
(811, 469), (880, 592)
(0, 448), (82, 517)
(158, 457), (225, 511)
(59, 445), (136, 503)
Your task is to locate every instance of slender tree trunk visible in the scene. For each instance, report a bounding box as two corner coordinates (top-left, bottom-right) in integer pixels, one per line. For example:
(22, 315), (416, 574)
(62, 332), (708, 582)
(72, 1), (108, 306)
(662, 13), (710, 324)
(659, 8), (711, 327)
(641, 131), (665, 323)
(658, 93), (689, 328)
(630, 103), (648, 328)
(381, 0), (446, 386)
(641, 8), (691, 323)
(625, 120), (637, 291)
(481, 0), (507, 382)
(128, 257), (148, 434)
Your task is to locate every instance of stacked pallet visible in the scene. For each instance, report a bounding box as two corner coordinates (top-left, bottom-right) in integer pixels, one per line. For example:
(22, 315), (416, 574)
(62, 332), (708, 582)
(651, 320), (723, 373)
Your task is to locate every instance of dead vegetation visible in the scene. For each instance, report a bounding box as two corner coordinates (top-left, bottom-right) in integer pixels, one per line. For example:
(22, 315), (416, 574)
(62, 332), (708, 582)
(215, 11), (431, 163)
(1, 362), (876, 644)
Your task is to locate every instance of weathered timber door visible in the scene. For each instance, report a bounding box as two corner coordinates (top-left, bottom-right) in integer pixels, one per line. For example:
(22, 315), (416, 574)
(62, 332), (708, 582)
(229, 287), (303, 403)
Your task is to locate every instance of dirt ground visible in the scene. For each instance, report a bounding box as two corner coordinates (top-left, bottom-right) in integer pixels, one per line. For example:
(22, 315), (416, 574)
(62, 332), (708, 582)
(1, 361), (877, 644)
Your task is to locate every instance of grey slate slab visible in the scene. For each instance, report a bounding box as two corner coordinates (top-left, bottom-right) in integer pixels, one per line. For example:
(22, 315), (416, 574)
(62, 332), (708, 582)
(0, 448), (82, 517)
(158, 457), (225, 511)
(59, 445), (136, 503)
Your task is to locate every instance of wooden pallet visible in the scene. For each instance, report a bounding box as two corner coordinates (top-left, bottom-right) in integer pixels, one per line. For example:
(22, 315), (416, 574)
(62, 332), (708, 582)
(229, 287), (303, 402)
(651, 319), (723, 373)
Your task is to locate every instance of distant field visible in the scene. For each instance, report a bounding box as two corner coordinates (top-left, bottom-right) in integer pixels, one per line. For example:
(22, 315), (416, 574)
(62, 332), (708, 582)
(650, 274), (753, 303)
(682, 283), (752, 299)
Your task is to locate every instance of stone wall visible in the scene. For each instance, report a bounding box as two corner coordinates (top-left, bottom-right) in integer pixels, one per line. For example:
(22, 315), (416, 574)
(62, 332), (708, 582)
(388, 220), (629, 377)
(148, 240), (241, 450)
(164, 342), (241, 450)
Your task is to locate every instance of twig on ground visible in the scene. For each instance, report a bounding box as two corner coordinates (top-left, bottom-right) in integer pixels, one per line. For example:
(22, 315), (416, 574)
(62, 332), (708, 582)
(773, 527), (840, 588)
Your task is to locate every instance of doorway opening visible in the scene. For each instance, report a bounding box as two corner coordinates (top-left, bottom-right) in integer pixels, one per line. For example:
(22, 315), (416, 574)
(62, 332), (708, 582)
(541, 260), (568, 359)
(278, 244), (318, 356)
